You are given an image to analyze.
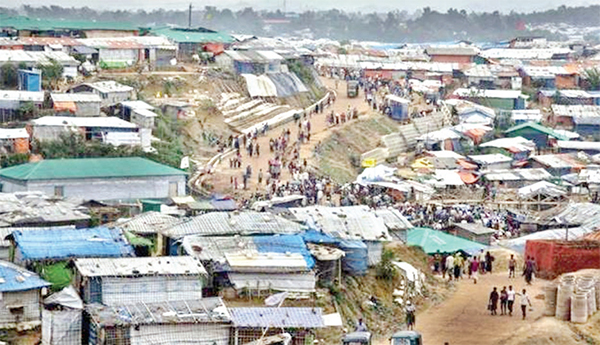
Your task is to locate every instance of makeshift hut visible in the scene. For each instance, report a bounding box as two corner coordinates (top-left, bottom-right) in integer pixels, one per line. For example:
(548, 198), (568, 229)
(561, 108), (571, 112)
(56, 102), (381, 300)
(73, 256), (207, 306)
(518, 181), (568, 211)
(41, 286), (83, 345)
(84, 298), (231, 345)
(448, 223), (495, 245)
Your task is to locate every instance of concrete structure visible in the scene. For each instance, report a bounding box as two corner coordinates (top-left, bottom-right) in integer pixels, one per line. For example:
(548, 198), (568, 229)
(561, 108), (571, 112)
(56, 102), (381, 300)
(0, 157), (187, 201)
(68, 81), (134, 107)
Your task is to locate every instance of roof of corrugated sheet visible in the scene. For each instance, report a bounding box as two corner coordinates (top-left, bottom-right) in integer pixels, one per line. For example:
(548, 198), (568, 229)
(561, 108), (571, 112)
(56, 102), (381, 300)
(483, 168), (553, 181)
(425, 46), (479, 56)
(0, 128), (29, 140)
(77, 36), (176, 50)
(583, 230), (600, 241)
(557, 141), (600, 151)
(229, 307), (324, 328)
(0, 157), (185, 181)
(76, 80), (134, 94)
(0, 50), (79, 65)
(152, 26), (234, 44)
(452, 222), (496, 235)
(12, 226), (134, 261)
(454, 88), (525, 99)
(531, 154), (587, 169)
(163, 211), (304, 239)
(373, 208), (413, 230)
(0, 192), (89, 226)
(74, 256), (207, 277)
(0, 15), (139, 31)
(50, 93), (101, 103)
(518, 181), (567, 199)
(506, 122), (568, 140)
(0, 260), (50, 292)
(32, 116), (137, 128)
(114, 211), (180, 235)
(86, 297), (230, 326)
(468, 153), (512, 165)
(289, 205), (391, 241)
(0, 90), (44, 102)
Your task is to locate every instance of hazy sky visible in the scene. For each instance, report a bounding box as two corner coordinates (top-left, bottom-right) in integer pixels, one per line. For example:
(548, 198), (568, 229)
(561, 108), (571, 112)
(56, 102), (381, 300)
(7, 0), (600, 13)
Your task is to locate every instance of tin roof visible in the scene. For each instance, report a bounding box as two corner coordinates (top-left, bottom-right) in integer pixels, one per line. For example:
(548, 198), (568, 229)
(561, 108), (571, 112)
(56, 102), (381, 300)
(0, 260), (50, 292)
(0, 50), (79, 66)
(86, 297), (230, 327)
(77, 36), (176, 50)
(0, 157), (185, 181)
(531, 154), (587, 169)
(0, 192), (89, 227)
(50, 93), (101, 103)
(76, 81), (134, 94)
(153, 26), (234, 44)
(229, 307), (324, 328)
(0, 90), (44, 102)
(32, 116), (137, 129)
(453, 88), (524, 99)
(425, 46), (479, 56)
(452, 223), (496, 235)
(74, 256), (207, 277)
(114, 211), (180, 235)
(0, 128), (28, 140)
(0, 15), (139, 31)
(483, 168), (552, 181)
(468, 153), (512, 165)
(505, 122), (569, 141)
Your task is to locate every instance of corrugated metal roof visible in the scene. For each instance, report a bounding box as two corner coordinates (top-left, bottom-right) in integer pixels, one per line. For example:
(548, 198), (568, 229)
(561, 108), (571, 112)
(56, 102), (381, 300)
(152, 27), (234, 44)
(0, 90), (44, 102)
(518, 181), (567, 199)
(0, 192), (89, 226)
(163, 211), (304, 239)
(229, 272), (317, 292)
(468, 153), (512, 165)
(229, 307), (323, 328)
(0, 15), (139, 31)
(50, 93), (101, 103)
(182, 235), (258, 262)
(0, 157), (185, 181)
(0, 50), (79, 65)
(0, 260), (50, 292)
(15, 37), (80, 46)
(426, 46), (479, 56)
(531, 154), (586, 169)
(74, 256), (207, 277)
(76, 81), (134, 94)
(480, 48), (572, 60)
(225, 252), (309, 272)
(114, 211), (180, 235)
(373, 209), (413, 230)
(0, 128), (28, 140)
(121, 100), (154, 110)
(289, 206), (391, 241)
(78, 36), (176, 50)
(505, 122), (568, 140)
(557, 141), (600, 151)
(86, 297), (230, 326)
(552, 105), (600, 120)
(454, 88), (524, 99)
(33, 116), (137, 128)
(12, 226), (134, 261)
(452, 223), (495, 235)
(484, 168), (552, 181)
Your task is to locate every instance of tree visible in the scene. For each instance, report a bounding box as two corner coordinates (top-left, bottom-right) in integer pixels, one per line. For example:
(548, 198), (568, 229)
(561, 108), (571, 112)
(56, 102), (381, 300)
(36, 58), (64, 90)
(582, 68), (600, 90)
(1, 63), (18, 88)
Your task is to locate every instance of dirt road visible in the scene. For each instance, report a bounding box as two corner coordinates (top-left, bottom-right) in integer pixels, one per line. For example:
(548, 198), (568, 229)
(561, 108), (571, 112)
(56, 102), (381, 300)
(210, 77), (371, 195)
(414, 272), (545, 345)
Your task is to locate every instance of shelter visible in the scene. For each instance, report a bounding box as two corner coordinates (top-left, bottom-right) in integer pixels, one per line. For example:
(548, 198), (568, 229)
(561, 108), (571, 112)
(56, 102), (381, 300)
(68, 81), (134, 107)
(41, 286), (83, 345)
(384, 95), (410, 121)
(229, 307), (324, 345)
(557, 141), (600, 155)
(505, 122), (568, 148)
(0, 90), (44, 122)
(74, 256), (207, 306)
(0, 157), (187, 201)
(152, 26), (234, 60)
(457, 106), (496, 126)
(448, 223), (495, 245)
(468, 153), (513, 170)
(483, 168), (553, 188)
(530, 153), (587, 176)
(479, 136), (535, 165)
(452, 88), (526, 110)
(518, 181), (567, 211)
(84, 298), (231, 345)
(406, 227), (487, 254)
(77, 36), (177, 68)
(0, 192), (90, 228)
(0, 127), (29, 154)
(10, 226), (134, 264)
(220, 50), (285, 74)
(425, 46), (479, 63)
(512, 109), (543, 125)
(0, 51), (79, 78)
(551, 105), (600, 136)
(0, 260), (50, 329)
(49, 93), (101, 116)
(119, 100), (158, 129)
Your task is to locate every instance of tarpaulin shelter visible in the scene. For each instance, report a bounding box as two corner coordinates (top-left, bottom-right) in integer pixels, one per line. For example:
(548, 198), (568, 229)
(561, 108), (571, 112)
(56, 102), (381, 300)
(407, 227), (487, 254)
(42, 286), (83, 345)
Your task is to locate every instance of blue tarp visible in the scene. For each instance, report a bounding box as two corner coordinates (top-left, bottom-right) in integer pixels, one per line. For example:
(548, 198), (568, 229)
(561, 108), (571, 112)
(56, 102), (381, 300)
(13, 227), (135, 261)
(337, 240), (368, 275)
(301, 230), (340, 244)
(253, 234), (315, 269)
(0, 261), (49, 292)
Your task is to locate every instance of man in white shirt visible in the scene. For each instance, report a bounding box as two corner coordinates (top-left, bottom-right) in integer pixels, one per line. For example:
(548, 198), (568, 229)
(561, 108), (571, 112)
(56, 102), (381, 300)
(445, 255), (455, 281)
(506, 285), (516, 316)
(519, 289), (532, 320)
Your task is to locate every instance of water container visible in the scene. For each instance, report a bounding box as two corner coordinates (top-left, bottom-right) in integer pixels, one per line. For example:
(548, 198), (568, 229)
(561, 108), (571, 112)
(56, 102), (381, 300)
(544, 283), (558, 316)
(556, 284), (574, 321)
(588, 286), (597, 314)
(571, 293), (588, 324)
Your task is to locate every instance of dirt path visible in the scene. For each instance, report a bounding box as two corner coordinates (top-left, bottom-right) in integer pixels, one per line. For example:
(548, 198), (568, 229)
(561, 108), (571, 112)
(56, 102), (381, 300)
(413, 272), (546, 345)
(209, 77), (371, 195)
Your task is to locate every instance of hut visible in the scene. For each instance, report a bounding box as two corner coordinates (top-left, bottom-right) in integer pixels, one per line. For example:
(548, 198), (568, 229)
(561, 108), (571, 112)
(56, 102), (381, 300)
(448, 223), (495, 245)
(41, 286), (83, 345)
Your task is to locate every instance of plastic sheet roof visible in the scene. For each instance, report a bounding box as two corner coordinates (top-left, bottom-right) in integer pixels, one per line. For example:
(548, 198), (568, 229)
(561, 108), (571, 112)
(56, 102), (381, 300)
(518, 181), (567, 199)
(227, 272), (316, 292)
(407, 227), (487, 254)
(229, 307), (324, 328)
(75, 256), (207, 277)
(12, 227), (134, 261)
(0, 260), (50, 292)
(483, 168), (552, 182)
(531, 154), (587, 169)
(242, 72), (308, 98)
(289, 206), (391, 241)
(0, 50), (79, 66)
(86, 297), (230, 326)
(163, 211), (304, 239)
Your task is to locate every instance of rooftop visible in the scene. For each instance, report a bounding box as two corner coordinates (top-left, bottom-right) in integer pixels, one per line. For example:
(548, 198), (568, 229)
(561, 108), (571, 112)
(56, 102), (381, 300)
(425, 46), (479, 56)
(0, 260), (50, 292)
(0, 192), (89, 227)
(483, 168), (553, 181)
(0, 128), (28, 140)
(114, 211), (180, 235)
(12, 226), (134, 261)
(0, 15), (139, 31)
(453, 88), (525, 99)
(32, 116), (138, 129)
(74, 81), (134, 94)
(0, 157), (186, 181)
(50, 93), (101, 103)
(505, 122), (569, 141)
(152, 26), (234, 44)
(0, 50), (79, 65)
(229, 307), (324, 328)
(0, 90), (44, 102)
(86, 297), (230, 326)
(531, 153), (587, 169)
(74, 256), (207, 277)
(452, 222), (496, 235)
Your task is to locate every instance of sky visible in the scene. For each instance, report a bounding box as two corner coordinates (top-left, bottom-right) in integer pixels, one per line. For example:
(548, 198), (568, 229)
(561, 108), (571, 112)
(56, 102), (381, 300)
(7, 0), (600, 13)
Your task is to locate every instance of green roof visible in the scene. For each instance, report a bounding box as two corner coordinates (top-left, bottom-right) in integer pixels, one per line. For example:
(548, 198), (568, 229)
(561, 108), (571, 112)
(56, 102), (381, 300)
(0, 157), (186, 181)
(505, 122), (569, 141)
(407, 227), (487, 254)
(0, 15), (139, 31)
(152, 27), (234, 44)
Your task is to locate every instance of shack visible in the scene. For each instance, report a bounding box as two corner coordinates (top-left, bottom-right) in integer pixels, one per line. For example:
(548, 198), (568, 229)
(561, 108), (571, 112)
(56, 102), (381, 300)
(41, 286), (83, 345)
(0, 261), (50, 329)
(49, 93), (101, 116)
(74, 256), (207, 306)
(453, 88), (527, 110)
(68, 81), (134, 107)
(0, 90), (44, 122)
(229, 307), (325, 345)
(84, 298), (231, 345)
(0, 128), (29, 154)
(0, 157), (187, 201)
(483, 168), (553, 189)
(448, 223), (495, 245)
(505, 122), (568, 149)
(153, 26), (234, 60)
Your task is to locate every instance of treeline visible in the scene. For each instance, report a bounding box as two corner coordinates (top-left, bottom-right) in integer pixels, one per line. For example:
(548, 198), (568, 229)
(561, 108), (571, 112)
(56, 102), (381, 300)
(1, 5), (600, 42)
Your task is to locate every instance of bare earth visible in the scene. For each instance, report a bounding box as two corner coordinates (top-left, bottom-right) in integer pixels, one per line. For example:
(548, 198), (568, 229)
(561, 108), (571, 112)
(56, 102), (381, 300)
(413, 272), (545, 345)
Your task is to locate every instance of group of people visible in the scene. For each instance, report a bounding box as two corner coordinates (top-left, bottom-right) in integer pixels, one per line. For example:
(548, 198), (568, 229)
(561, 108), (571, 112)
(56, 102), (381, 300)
(433, 250), (496, 283)
(488, 286), (532, 320)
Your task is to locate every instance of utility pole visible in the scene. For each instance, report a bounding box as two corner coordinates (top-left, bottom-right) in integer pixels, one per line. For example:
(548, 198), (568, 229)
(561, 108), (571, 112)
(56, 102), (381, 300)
(188, 4), (192, 28)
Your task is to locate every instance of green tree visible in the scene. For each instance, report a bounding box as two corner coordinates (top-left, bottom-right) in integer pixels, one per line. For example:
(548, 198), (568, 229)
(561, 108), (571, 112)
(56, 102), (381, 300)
(1, 63), (18, 88)
(376, 248), (398, 281)
(582, 68), (600, 90)
(37, 58), (64, 90)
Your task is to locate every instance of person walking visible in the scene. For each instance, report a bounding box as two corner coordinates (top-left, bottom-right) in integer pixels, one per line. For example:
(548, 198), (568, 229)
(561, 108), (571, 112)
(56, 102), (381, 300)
(507, 285), (516, 316)
(453, 252), (463, 280)
(405, 301), (416, 330)
(470, 256), (479, 284)
(258, 169), (263, 185)
(485, 251), (494, 274)
(500, 286), (508, 315)
(445, 254), (455, 281)
(508, 254), (517, 279)
(518, 289), (532, 320)
(489, 287), (499, 315)
(523, 256), (535, 285)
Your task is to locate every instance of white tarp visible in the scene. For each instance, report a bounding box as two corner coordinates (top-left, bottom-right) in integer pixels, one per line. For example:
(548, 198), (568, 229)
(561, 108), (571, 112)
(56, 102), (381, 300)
(242, 74), (278, 98)
(518, 181), (567, 199)
(356, 165), (397, 185)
